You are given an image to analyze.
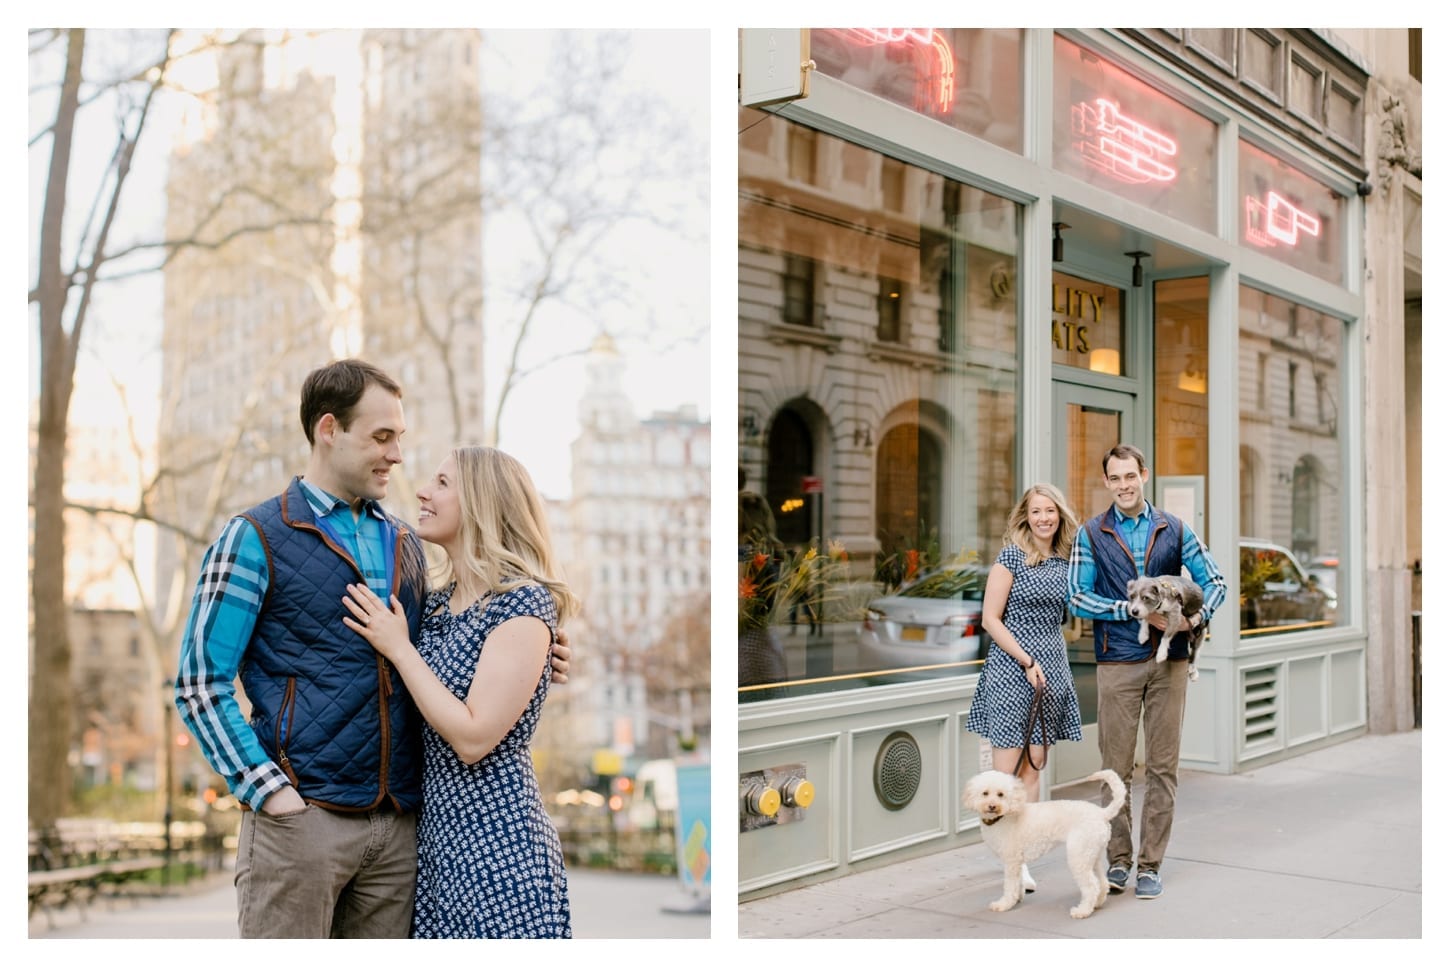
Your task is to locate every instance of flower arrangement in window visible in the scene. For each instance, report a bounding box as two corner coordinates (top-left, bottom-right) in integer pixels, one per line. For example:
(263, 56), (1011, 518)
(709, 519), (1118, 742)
(873, 527), (944, 593)
(738, 540), (849, 632)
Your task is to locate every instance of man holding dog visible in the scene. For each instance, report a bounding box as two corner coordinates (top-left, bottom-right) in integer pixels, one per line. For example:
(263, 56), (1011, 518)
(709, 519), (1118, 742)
(1067, 444), (1226, 900)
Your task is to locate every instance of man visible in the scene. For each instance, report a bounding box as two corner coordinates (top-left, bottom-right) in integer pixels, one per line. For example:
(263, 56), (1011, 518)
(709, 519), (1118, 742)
(175, 359), (570, 938)
(1067, 443), (1226, 901)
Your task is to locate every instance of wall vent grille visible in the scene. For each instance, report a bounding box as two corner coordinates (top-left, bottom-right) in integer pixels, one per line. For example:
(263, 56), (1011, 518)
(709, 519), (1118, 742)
(873, 730), (922, 811)
(1243, 665), (1281, 746)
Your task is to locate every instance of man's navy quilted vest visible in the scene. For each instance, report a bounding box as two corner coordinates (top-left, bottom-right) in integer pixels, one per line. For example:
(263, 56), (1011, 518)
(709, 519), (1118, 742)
(238, 477), (427, 811)
(1085, 507), (1190, 663)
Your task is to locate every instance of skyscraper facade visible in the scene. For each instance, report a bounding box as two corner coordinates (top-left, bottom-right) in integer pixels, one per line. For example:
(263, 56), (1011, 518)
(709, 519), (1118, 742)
(157, 29), (485, 624)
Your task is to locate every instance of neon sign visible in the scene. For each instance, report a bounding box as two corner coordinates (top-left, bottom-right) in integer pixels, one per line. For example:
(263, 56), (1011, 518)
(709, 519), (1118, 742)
(1071, 98), (1178, 185)
(1244, 191), (1321, 248)
(834, 28), (955, 115)
(838, 28), (935, 45)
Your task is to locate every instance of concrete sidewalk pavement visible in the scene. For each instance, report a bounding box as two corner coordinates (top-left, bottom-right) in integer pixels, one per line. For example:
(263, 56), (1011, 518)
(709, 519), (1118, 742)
(30, 867), (711, 939)
(740, 730), (1422, 939)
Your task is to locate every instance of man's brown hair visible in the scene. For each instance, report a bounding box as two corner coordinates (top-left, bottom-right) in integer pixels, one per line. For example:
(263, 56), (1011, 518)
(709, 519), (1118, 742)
(1102, 443), (1147, 474)
(299, 359), (402, 447)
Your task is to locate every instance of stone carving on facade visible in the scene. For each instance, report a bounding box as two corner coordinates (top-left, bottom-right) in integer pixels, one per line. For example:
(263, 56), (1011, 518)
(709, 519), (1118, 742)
(1376, 92), (1422, 184)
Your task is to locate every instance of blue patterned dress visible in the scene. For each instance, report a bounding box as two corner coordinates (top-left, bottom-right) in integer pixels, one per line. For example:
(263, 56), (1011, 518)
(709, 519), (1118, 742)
(411, 582), (571, 938)
(965, 544), (1084, 748)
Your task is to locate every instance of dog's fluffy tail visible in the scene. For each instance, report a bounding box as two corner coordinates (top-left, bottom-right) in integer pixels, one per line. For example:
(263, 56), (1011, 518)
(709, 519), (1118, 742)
(1085, 769), (1127, 820)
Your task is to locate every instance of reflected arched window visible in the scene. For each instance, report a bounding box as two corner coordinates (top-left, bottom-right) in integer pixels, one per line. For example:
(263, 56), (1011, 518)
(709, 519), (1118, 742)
(876, 423), (943, 570)
(767, 408), (813, 546)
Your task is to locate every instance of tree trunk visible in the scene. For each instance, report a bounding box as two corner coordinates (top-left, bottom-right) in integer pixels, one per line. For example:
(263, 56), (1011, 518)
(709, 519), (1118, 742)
(30, 28), (86, 830)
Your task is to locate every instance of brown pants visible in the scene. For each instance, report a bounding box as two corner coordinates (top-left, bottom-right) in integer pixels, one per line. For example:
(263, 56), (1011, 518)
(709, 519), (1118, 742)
(1096, 658), (1189, 872)
(236, 804), (418, 938)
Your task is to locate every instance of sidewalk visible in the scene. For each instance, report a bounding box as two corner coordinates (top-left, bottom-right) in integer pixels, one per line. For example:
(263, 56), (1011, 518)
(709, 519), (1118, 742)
(30, 867), (710, 939)
(740, 730), (1423, 940)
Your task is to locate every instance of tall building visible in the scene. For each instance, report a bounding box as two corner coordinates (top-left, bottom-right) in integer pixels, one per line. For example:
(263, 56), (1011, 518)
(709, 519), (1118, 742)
(157, 31), (342, 624)
(29, 405), (164, 791)
(27, 403), (154, 613)
(67, 608), (164, 793)
(157, 29), (485, 624)
(564, 335), (711, 764)
(358, 28), (485, 495)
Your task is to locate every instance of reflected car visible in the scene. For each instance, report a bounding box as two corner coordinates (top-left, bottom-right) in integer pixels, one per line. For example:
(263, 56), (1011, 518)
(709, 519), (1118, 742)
(857, 563), (991, 667)
(1239, 539), (1331, 629)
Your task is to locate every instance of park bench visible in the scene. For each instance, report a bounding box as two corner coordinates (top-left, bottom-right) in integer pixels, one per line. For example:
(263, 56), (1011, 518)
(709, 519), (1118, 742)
(27, 818), (220, 926)
(28, 856), (166, 923)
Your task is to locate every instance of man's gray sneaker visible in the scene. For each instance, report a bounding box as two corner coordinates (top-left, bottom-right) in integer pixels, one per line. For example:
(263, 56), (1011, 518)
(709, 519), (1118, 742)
(1135, 869), (1163, 899)
(1106, 865), (1130, 893)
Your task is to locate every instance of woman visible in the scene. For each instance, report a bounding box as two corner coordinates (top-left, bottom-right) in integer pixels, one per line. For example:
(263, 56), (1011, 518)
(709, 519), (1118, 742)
(342, 446), (578, 938)
(738, 490), (788, 686)
(965, 482), (1084, 892)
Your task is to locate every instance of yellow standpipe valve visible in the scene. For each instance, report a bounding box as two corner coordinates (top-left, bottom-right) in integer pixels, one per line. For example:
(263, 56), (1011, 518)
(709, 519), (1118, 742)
(745, 783), (781, 817)
(780, 777), (815, 809)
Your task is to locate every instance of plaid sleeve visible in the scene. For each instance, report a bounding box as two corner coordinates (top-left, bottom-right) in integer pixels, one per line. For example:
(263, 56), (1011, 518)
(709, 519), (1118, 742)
(1180, 526), (1228, 623)
(173, 517), (292, 811)
(1067, 527), (1130, 621)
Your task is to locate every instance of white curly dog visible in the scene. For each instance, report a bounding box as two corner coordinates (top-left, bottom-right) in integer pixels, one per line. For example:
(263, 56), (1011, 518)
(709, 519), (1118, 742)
(961, 768), (1127, 919)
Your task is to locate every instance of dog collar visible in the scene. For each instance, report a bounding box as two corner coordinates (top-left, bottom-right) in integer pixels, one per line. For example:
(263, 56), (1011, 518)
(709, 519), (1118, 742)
(981, 815), (1002, 826)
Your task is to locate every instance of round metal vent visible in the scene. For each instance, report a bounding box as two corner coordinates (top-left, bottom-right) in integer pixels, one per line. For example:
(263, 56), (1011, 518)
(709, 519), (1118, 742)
(873, 730), (922, 811)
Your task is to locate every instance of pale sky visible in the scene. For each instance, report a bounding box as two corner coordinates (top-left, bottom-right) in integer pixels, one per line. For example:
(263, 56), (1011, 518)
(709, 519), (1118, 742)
(30, 28), (710, 501)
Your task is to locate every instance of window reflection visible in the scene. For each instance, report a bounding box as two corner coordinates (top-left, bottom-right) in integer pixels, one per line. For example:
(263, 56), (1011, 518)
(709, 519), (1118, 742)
(811, 28), (1024, 152)
(1238, 286), (1345, 634)
(1239, 139), (1346, 285)
(739, 110), (1020, 698)
(1154, 276), (1210, 493)
(1053, 273), (1124, 374)
(1052, 34), (1217, 232)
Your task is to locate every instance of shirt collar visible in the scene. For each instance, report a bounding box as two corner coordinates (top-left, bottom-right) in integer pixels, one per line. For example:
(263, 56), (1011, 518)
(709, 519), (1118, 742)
(298, 477), (386, 522)
(1111, 499), (1155, 527)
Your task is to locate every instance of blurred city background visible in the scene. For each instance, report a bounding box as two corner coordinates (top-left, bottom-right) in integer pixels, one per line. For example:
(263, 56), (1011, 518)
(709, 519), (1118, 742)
(28, 27), (710, 935)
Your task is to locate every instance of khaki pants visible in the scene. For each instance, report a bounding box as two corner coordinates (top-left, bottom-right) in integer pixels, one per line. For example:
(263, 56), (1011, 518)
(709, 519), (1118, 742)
(236, 804), (418, 938)
(1096, 658), (1189, 872)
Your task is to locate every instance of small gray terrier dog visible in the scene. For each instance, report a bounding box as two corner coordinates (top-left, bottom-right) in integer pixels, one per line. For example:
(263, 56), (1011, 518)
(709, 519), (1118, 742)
(1126, 575), (1206, 680)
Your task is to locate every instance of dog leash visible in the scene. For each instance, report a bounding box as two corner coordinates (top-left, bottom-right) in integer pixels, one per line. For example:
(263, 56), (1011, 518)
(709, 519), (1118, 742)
(1013, 678), (1048, 775)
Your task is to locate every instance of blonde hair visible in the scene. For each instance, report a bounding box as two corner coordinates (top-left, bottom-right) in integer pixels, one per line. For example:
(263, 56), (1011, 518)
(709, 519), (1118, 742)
(1003, 482), (1079, 565)
(435, 446), (580, 621)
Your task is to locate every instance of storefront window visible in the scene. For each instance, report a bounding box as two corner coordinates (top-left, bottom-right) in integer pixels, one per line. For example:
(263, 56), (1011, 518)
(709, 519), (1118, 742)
(1053, 34), (1217, 232)
(740, 111), (1020, 698)
(1239, 139), (1346, 285)
(1053, 272), (1123, 375)
(811, 28), (1024, 153)
(1238, 286), (1345, 636)
(1155, 277), (1210, 492)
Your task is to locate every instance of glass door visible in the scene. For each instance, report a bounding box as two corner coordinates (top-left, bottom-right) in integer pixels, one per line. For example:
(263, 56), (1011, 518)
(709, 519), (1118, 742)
(1051, 382), (1137, 785)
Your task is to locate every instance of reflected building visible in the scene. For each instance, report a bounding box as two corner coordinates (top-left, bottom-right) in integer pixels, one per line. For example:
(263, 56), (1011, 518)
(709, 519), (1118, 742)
(739, 102), (1021, 592)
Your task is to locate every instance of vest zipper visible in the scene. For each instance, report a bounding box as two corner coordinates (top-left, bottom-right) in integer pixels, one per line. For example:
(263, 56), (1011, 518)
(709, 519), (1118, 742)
(276, 677), (300, 786)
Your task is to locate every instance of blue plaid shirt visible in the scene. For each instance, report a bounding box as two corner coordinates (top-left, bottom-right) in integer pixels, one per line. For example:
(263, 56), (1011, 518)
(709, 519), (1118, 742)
(174, 480), (397, 810)
(1068, 500), (1227, 624)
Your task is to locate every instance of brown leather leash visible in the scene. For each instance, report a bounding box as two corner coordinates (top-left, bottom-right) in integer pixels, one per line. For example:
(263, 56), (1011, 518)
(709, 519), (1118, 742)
(1013, 677), (1048, 775)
